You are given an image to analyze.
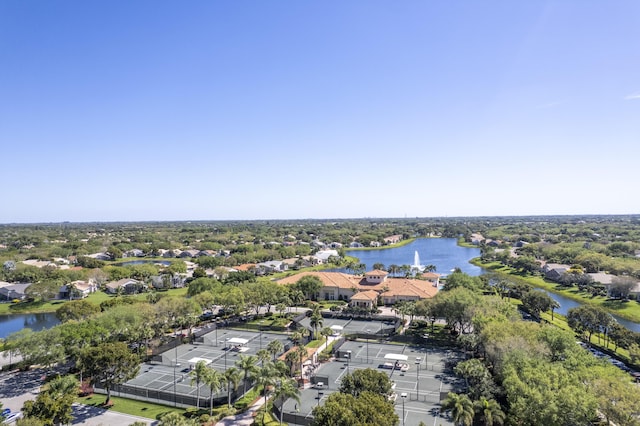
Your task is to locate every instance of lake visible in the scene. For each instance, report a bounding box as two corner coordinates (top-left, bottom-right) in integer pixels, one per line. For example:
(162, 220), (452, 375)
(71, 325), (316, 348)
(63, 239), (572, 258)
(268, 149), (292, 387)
(345, 238), (482, 276)
(0, 312), (60, 339)
(345, 238), (640, 333)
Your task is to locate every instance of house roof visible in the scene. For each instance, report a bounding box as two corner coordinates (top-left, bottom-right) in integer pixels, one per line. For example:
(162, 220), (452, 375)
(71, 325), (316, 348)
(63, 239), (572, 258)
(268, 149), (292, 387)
(278, 271), (360, 290)
(278, 271), (438, 299)
(365, 270), (388, 276)
(350, 290), (379, 301)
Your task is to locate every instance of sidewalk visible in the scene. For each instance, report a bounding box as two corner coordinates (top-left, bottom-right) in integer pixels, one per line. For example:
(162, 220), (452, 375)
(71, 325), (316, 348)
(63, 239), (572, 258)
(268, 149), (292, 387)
(215, 397), (265, 426)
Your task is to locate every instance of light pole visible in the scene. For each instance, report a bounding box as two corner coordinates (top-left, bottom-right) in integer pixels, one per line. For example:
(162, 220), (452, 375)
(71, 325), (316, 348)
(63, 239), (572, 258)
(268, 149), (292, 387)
(423, 334), (429, 370)
(415, 357), (421, 399)
(222, 337), (230, 369)
(401, 392), (407, 426)
(214, 320), (218, 346)
(346, 351), (351, 373)
(259, 321), (265, 350)
(365, 329), (370, 364)
(317, 390), (324, 406)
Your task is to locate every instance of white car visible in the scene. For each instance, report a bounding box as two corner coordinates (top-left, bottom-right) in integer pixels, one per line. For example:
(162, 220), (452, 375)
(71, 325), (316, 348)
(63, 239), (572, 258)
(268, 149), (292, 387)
(4, 412), (23, 424)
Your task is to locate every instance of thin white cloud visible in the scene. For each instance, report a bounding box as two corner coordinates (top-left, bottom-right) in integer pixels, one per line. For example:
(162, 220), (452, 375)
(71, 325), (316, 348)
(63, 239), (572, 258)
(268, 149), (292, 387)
(624, 92), (640, 100)
(536, 101), (563, 109)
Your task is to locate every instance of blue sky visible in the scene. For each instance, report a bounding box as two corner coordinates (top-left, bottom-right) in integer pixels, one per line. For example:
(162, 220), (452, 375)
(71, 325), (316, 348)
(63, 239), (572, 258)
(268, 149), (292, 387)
(1, 1), (639, 223)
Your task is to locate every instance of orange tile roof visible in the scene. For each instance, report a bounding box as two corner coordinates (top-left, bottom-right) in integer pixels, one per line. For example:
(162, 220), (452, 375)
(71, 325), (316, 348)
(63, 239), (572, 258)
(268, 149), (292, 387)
(365, 269), (388, 276)
(235, 263), (256, 271)
(350, 290), (379, 301)
(278, 271), (438, 300)
(277, 271), (360, 289)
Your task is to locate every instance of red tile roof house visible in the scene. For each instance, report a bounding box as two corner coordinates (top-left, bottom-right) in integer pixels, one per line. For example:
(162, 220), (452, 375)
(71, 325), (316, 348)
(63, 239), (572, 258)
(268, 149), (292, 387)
(278, 269), (439, 306)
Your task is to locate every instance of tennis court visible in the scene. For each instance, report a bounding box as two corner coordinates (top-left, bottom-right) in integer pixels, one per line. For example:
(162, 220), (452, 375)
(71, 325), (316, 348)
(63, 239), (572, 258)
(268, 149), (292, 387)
(279, 340), (462, 426)
(297, 317), (397, 336)
(109, 329), (292, 407)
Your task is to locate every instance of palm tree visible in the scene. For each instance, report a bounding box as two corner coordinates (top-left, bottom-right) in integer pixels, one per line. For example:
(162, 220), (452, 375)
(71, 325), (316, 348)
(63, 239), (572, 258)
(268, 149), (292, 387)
(473, 397), (505, 426)
(424, 264), (437, 273)
(257, 348), (270, 367)
(309, 313), (323, 340)
(441, 392), (474, 426)
(372, 263), (385, 271)
(189, 360), (209, 409)
(272, 378), (301, 424)
(224, 367), (242, 408)
(285, 350), (299, 377)
(320, 326), (332, 348)
(254, 362), (280, 425)
(204, 367), (225, 416)
(388, 264), (400, 277)
(550, 300), (560, 321)
(235, 354), (259, 394)
(267, 339), (284, 362)
(295, 346), (308, 380)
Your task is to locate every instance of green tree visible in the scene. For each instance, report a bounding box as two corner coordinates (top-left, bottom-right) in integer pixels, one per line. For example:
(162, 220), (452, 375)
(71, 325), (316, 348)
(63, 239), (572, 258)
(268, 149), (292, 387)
(473, 397), (505, 426)
(78, 342), (140, 405)
(272, 378), (301, 425)
(312, 391), (398, 426)
(267, 339), (283, 362)
(55, 299), (100, 322)
(339, 368), (393, 398)
(294, 275), (323, 300)
(224, 367), (242, 408)
(254, 362), (280, 424)
(158, 411), (198, 426)
(204, 367), (225, 417)
(189, 360), (209, 409)
(309, 313), (324, 340)
(521, 290), (554, 319)
(441, 392), (474, 426)
(22, 375), (78, 426)
(235, 354), (259, 394)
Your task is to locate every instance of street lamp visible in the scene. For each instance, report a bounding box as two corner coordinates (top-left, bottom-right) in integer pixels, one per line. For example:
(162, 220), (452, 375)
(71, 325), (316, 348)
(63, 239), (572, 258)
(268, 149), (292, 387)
(222, 337), (230, 369)
(173, 360), (181, 407)
(401, 392), (407, 426)
(317, 390), (324, 406)
(364, 329), (370, 364)
(346, 351), (351, 373)
(259, 321), (265, 350)
(214, 320), (219, 346)
(415, 357), (421, 399)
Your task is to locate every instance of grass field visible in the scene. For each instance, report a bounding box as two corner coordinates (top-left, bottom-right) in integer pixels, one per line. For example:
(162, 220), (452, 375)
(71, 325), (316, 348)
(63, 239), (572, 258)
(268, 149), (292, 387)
(473, 258), (640, 323)
(0, 287), (189, 315)
(77, 393), (185, 420)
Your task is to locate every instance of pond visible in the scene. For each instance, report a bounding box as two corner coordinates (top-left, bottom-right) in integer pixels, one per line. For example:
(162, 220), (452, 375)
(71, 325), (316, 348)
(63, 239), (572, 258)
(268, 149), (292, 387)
(344, 238), (640, 333)
(0, 312), (60, 339)
(345, 238), (482, 276)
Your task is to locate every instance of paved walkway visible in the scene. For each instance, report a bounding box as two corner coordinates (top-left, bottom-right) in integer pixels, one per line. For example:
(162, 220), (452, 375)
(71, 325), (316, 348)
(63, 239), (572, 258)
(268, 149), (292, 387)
(215, 397), (264, 426)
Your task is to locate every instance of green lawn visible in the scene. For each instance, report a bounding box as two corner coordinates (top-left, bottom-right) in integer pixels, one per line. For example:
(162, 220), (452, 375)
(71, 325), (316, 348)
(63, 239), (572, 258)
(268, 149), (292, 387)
(474, 258), (640, 323)
(77, 393), (185, 420)
(0, 287), (189, 315)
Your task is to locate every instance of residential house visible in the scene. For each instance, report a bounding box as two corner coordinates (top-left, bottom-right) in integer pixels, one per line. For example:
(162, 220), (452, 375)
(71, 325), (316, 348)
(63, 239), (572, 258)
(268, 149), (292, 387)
(383, 235), (403, 245)
(105, 278), (145, 294)
(59, 280), (98, 299)
(179, 249), (201, 258)
(0, 283), (31, 301)
(88, 252), (111, 261)
(314, 250), (339, 264)
(349, 242), (364, 248)
(123, 249), (145, 257)
(256, 260), (288, 274)
(541, 263), (570, 282)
